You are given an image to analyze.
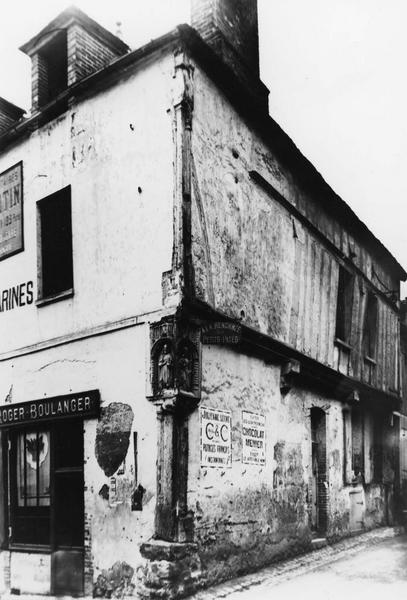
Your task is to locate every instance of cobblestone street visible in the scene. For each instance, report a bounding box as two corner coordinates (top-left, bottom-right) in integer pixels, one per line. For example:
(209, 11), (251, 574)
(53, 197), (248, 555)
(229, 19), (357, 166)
(193, 527), (407, 600)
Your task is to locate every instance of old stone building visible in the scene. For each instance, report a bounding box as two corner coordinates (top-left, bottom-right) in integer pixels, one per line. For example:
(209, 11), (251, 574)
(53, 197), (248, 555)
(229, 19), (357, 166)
(0, 1), (405, 598)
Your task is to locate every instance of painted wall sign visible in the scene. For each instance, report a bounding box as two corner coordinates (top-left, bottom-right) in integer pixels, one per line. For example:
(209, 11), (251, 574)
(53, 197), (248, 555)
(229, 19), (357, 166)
(0, 389), (100, 427)
(0, 281), (34, 313)
(201, 322), (241, 345)
(200, 406), (232, 467)
(242, 410), (266, 465)
(0, 162), (23, 260)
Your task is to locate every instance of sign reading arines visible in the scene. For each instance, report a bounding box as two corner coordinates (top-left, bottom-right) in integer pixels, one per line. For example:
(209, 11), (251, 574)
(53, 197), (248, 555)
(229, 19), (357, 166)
(0, 162), (23, 260)
(0, 390), (100, 427)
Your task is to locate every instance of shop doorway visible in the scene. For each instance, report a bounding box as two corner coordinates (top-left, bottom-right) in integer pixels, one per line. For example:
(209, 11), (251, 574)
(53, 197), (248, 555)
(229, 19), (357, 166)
(311, 408), (328, 535)
(8, 419), (84, 596)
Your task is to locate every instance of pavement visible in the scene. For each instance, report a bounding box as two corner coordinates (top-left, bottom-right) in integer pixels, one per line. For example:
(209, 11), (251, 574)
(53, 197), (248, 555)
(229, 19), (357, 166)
(192, 526), (407, 600)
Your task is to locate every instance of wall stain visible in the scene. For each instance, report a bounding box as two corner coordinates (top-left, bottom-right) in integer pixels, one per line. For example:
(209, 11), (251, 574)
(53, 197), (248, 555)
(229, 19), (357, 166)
(95, 403), (134, 477)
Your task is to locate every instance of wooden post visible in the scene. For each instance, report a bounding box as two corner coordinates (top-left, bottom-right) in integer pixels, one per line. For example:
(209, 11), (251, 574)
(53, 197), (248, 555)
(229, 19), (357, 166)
(155, 400), (177, 541)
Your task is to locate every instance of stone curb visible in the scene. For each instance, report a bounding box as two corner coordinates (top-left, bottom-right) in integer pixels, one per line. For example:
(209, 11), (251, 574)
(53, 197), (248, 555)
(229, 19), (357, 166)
(191, 526), (404, 600)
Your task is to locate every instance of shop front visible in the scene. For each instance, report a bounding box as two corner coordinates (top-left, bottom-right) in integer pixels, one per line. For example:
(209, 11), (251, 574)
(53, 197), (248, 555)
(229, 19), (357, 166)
(1, 391), (100, 596)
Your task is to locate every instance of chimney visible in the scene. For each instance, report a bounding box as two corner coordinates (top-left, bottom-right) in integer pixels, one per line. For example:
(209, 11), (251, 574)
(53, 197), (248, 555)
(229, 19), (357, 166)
(20, 6), (129, 113)
(191, 0), (269, 109)
(0, 98), (25, 134)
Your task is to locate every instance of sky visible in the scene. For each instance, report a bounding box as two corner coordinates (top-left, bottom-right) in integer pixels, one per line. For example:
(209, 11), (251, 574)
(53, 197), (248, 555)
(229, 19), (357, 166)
(1, 0), (406, 290)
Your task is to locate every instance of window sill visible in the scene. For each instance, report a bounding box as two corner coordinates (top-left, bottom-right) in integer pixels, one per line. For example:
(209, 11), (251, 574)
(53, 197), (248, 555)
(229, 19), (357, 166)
(334, 338), (352, 351)
(36, 288), (73, 307)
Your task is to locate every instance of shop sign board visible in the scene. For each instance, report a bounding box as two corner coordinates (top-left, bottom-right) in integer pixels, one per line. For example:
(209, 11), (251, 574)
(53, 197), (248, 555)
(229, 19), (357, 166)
(0, 389), (100, 427)
(201, 322), (241, 345)
(200, 406), (232, 467)
(0, 162), (23, 260)
(242, 410), (266, 465)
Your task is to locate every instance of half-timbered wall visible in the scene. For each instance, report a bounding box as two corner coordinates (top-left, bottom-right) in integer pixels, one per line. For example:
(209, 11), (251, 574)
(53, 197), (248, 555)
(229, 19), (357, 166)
(190, 66), (400, 394)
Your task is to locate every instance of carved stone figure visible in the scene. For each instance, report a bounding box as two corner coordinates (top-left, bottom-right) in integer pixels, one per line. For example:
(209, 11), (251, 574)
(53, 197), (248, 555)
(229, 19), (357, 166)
(178, 345), (192, 391)
(158, 344), (173, 390)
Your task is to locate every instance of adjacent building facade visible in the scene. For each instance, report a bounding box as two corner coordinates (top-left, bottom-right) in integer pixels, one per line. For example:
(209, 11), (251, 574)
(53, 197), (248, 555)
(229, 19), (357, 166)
(0, 2), (405, 598)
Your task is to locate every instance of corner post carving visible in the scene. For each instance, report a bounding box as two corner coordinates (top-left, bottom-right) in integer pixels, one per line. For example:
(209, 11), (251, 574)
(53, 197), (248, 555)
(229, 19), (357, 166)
(149, 317), (201, 542)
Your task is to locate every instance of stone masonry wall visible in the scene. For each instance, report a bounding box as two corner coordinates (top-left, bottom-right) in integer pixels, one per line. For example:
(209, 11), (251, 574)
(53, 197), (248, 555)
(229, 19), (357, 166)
(186, 345), (391, 588)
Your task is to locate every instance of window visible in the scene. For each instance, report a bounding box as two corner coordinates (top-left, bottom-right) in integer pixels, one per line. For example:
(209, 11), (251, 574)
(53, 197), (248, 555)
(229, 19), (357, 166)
(11, 429), (51, 545)
(343, 408), (384, 485)
(373, 415), (383, 483)
(37, 186), (73, 303)
(9, 420), (83, 548)
(351, 408), (364, 480)
(38, 31), (68, 107)
(343, 407), (364, 484)
(335, 266), (354, 343)
(362, 292), (378, 359)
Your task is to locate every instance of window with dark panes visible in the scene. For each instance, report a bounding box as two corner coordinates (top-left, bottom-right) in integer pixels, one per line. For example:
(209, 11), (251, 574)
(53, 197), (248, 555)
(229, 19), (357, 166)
(9, 420), (83, 549)
(335, 266), (354, 343)
(373, 413), (383, 482)
(38, 186), (73, 300)
(351, 408), (364, 481)
(362, 292), (378, 359)
(11, 429), (51, 545)
(39, 30), (68, 105)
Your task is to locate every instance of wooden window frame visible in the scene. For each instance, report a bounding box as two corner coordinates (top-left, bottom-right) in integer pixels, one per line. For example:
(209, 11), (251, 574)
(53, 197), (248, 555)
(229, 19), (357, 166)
(362, 291), (378, 361)
(5, 419), (84, 552)
(36, 186), (74, 306)
(335, 266), (354, 345)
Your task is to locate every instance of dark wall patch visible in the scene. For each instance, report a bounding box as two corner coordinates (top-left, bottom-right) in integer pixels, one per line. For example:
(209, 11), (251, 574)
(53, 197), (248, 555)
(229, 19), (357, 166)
(99, 484), (109, 501)
(95, 403), (134, 477)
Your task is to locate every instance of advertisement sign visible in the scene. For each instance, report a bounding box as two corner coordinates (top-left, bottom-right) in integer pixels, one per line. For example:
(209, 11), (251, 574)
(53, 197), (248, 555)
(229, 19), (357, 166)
(0, 162), (23, 260)
(242, 410), (266, 465)
(200, 406), (232, 467)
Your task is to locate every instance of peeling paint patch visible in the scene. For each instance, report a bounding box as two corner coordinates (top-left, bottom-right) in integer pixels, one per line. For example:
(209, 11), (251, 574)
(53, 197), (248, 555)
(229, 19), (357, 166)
(93, 561), (135, 598)
(99, 484), (109, 501)
(95, 403), (134, 477)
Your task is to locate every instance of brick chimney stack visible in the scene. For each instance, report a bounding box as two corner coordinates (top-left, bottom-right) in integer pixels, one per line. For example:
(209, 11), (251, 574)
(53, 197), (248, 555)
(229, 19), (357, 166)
(191, 0), (269, 109)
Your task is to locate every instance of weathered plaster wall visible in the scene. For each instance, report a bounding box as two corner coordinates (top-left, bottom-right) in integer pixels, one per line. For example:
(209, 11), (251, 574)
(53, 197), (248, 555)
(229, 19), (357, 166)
(0, 324), (156, 595)
(190, 66), (399, 392)
(187, 345), (390, 586)
(0, 51), (175, 355)
(191, 67), (399, 297)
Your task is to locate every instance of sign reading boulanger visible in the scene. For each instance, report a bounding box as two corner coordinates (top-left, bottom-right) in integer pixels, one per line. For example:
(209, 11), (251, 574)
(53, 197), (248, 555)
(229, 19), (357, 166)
(0, 390), (100, 427)
(0, 162), (23, 260)
(200, 406), (232, 467)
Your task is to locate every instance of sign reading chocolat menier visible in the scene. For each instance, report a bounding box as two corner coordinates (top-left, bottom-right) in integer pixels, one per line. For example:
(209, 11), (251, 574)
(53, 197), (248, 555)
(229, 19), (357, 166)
(0, 389), (100, 427)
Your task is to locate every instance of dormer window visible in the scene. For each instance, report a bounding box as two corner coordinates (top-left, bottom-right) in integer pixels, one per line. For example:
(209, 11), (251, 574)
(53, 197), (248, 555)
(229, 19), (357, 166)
(20, 6), (129, 116)
(38, 30), (68, 106)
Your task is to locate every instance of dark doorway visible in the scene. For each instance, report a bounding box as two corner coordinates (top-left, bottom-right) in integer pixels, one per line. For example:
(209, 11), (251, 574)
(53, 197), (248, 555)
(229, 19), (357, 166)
(311, 407), (328, 535)
(9, 419), (84, 596)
